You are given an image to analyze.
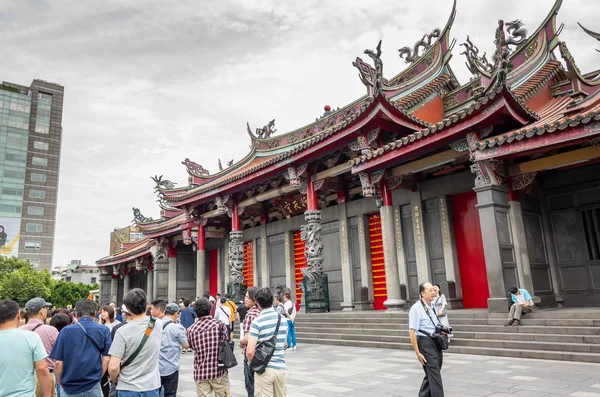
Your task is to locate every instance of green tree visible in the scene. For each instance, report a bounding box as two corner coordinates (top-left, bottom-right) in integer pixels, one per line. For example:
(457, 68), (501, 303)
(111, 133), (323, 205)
(49, 281), (99, 309)
(0, 257), (53, 306)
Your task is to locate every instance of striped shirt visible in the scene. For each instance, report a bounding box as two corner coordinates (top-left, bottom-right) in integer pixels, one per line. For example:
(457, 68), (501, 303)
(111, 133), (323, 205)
(249, 307), (288, 370)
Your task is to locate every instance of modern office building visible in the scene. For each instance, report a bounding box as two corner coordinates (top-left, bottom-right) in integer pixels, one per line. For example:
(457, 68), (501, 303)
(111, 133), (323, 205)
(0, 79), (64, 271)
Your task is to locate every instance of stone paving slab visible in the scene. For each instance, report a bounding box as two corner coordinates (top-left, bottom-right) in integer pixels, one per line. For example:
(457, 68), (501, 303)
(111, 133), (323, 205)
(177, 344), (600, 397)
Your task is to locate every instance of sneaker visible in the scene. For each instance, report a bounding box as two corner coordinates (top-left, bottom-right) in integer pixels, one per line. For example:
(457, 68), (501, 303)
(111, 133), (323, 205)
(182, 350), (186, 354)
(504, 320), (514, 327)
(187, 348), (193, 352)
(292, 346), (297, 350)
(512, 320), (521, 327)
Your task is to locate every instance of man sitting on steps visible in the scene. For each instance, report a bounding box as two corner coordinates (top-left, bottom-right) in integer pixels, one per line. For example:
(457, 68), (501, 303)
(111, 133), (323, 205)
(505, 287), (534, 327)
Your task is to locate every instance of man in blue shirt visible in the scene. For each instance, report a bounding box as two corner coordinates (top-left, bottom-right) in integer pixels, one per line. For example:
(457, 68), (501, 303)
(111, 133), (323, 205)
(409, 282), (445, 397)
(159, 303), (189, 397)
(50, 299), (112, 397)
(505, 287), (534, 327)
(179, 298), (196, 353)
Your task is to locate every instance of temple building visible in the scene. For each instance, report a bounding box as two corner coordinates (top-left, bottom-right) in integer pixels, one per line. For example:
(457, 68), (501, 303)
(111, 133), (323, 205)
(96, 0), (600, 313)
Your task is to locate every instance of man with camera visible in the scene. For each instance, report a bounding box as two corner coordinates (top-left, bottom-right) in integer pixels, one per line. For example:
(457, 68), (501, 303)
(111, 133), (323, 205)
(409, 282), (451, 397)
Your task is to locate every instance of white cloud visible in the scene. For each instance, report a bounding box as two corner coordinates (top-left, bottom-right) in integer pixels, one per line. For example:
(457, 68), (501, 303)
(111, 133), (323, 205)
(0, 0), (598, 267)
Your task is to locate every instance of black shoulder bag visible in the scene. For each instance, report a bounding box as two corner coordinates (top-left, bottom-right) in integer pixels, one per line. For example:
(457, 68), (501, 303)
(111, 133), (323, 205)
(249, 314), (281, 374)
(217, 323), (238, 369)
(76, 322), (103, 353)
(418, 300), (449, 351)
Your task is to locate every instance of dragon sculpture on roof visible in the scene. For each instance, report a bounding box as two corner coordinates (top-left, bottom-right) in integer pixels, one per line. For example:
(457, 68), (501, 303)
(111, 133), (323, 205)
(398, 28), (441, 64)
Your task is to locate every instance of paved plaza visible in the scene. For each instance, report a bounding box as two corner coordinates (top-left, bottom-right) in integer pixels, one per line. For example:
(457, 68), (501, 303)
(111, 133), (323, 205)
(176, 344), (600, 397)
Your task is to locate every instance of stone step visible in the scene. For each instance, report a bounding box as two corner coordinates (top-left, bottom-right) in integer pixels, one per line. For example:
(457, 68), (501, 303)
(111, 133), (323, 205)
(295, 322), (600, 335)
(294, 326), (600, 344)
(296, 316), (600, 327)
(294, 336), (600, 363)
(295, 308), (600, 320)
(294, 330), (600, 354)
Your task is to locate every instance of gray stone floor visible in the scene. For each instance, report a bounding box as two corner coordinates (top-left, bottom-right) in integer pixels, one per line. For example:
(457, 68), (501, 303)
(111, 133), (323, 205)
(176, 344), (600, 397)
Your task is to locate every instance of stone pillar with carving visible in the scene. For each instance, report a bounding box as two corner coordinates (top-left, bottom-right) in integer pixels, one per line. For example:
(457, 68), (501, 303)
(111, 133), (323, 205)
(355, 215), (374, 310)
(123, 267), (131, 298)
(260, 210), (269, 287)
(146, 262), (154, 303)
(196, 221), (207, 298)
(99, 270), (111, 305)
(300, 176), (330, 313)
(507, 187), (539, 304)
(411, 189), (431, 284)
(228, 199), (246, 303)
(379, 179), (406, 310)
(167, 245), (177, 302)
(338, 189), (355, 311)
(153, 240), (170, 300)
(472, 160), (512, 313)
(110, 265), (119, 305)
(438, 196), (463, 308)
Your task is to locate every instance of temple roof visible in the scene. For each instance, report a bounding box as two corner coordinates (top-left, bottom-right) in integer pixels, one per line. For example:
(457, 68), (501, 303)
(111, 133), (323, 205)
(163, 92), (427, 206)
(96, 238), (155, 266)
(349, 65), (539, 169)
(473, 89), (600, 160)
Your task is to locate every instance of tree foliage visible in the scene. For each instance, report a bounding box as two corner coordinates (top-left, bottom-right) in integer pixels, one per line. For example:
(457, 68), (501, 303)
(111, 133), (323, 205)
(49, 281), (99, 308)
(0, 256), (98, 307)
(0, 257), (52, 305)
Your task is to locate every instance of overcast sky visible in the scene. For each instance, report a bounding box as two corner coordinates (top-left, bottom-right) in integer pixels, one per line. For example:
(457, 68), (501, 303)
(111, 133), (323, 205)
(1, 0), (598, 268)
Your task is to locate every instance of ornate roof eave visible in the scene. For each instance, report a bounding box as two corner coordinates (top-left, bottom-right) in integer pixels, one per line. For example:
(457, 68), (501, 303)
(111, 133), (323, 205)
(349, 84), (536, 173)
(579, 22), (600, 45)
(387, 0), (457, 89)
(137, 212), (193, 236)
(96, 238), (156, 267)
(249, 96), (369, 151)
(509, 0), (563, 62)
(164, 93), (425, 207)
(473, 116), (600, 162)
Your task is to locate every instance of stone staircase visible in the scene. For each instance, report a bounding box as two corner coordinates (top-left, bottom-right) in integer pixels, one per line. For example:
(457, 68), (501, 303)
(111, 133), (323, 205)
(293, 308), (600, 363)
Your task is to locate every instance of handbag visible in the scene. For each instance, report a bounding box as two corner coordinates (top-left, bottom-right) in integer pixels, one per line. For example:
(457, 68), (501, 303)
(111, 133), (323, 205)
(249, 314), (281, 374)
(217, 323), (238, 369)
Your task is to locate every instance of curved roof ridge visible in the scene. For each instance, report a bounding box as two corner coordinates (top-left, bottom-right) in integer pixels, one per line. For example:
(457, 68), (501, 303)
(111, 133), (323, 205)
(387, 0), (457, 86)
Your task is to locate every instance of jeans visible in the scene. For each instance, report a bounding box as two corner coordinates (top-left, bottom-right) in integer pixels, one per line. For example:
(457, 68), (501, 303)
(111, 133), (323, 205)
(244, 358), (255, 397)
(286, 320), (296, 348)
(61, 382), (103, 397)
(160, 371), (179, 397)
(117, 390), (159, 397)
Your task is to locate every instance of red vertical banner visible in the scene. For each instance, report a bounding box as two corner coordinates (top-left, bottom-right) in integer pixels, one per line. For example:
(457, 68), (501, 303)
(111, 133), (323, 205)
(293, 231), (307, 311)
(209, 249), (218, 297)
(369, 214), (387, 310)
(243, 241), (254, 287)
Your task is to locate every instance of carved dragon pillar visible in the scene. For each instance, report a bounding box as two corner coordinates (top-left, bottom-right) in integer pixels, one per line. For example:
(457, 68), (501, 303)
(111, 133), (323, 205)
(300, 175), (330, 313)
(227, 199), (246, 303)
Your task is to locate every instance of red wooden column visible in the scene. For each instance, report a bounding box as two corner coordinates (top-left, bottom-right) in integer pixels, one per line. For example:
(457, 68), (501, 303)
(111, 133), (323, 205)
(196, 222), (206, 298)
(378, 178), (405, 310)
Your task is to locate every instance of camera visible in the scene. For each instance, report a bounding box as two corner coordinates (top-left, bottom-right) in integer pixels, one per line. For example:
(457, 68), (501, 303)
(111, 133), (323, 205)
(435, 324), (452, 334)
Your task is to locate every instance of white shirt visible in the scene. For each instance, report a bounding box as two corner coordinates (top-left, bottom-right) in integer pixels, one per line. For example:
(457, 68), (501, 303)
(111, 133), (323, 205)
(283, 300), (296, 321)
(215, 305), (231, 325)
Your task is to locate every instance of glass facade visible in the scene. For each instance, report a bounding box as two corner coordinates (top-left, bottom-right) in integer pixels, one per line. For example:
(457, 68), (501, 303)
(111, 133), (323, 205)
(0, 88), (31, 259)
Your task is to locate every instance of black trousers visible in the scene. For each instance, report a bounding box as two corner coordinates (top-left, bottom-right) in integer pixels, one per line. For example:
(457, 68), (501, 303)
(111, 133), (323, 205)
(417, 336), (444, 397)
(161, 371), (179, 397)
(244, 358), (255, 397)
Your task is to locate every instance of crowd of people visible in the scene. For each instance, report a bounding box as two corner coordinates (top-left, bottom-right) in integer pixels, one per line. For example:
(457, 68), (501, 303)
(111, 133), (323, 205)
(0, 280), (535, 397)
(0, 287), (297, 397)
